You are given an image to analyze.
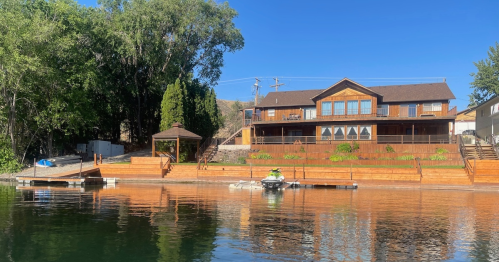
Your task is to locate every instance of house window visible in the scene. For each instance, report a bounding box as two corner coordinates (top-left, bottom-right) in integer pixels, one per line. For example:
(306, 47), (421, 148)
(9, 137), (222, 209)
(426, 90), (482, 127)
(334, 126), (345, 140)
(268, 109), (275, 117)
(321, 126), (332, 140)
(347, 126), (358, 140)
(334, 101), (345, 115)
(347, 100), (358, 115)
(400, 104), (417, 117)
(423, 102), (442, 112)
(377, 104), (389, 116)
(304, 107), (316, 120)
(359, 125), (372, 140)
(360, 100), (371, 114)
(322, 102), (332, 116)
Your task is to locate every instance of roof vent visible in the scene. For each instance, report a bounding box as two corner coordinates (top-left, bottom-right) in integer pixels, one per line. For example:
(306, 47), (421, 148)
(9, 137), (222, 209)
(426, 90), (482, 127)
(276, 98), (278, 104)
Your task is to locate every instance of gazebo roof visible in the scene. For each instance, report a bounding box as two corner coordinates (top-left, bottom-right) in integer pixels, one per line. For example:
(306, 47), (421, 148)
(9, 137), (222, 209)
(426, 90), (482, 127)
(152, 123), (202, 140)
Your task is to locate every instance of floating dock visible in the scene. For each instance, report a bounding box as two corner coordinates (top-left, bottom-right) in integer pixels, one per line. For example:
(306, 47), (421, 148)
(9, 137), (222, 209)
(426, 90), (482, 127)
(15, 167), (112, 186)
(229, 179), (358, 190)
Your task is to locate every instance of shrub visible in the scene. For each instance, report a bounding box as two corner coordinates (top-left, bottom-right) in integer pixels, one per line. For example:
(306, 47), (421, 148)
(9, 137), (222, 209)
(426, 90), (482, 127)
(377, 157), (394, 160)
(436, 148), (449, 154)
(325, 150), (330, 153)
(284, 154), (300, 159)
(396, 155), (415, 160)
(251, 153), (272, 159)
(258, 149), (266, 153)
(385, 144), (395, 153)
(0, 137), (22, 173)
(329, 154), (344, 162)
(299, 146), (306, 153)
(429, 154), (447, 161)
(237, 157), (246, 164)
(336, 143), (352, 153)
(352, 141), (360, 152)
(329, 154), (358, 162)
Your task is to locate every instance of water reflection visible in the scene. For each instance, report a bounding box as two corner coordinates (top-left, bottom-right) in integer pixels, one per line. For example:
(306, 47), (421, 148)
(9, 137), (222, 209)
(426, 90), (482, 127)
(1, 182), (499, 261)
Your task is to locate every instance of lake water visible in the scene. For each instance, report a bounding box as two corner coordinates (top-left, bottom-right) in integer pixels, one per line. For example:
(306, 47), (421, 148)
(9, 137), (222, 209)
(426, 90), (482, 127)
(1, 182), (499, 261)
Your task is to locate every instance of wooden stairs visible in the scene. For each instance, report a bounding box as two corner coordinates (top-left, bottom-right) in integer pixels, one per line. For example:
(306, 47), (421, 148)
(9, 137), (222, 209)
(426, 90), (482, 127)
(421, 168), (472, 185)
(220, 128), (243, 145)
(477, 144), (499, 160)
(97, 157), (171, 179)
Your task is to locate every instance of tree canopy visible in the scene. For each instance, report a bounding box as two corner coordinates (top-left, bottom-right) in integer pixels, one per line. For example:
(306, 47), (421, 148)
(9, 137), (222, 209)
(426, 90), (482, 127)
(469, 42), (499, 106)
(0, 0), (243, 170)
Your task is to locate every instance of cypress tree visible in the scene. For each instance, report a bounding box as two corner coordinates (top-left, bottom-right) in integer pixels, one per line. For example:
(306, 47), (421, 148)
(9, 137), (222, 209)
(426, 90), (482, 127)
(160, 79), (186, 131)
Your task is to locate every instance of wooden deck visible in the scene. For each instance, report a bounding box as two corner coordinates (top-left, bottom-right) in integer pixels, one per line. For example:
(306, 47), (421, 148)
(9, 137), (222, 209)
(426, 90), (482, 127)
(16, 167), (103, 185)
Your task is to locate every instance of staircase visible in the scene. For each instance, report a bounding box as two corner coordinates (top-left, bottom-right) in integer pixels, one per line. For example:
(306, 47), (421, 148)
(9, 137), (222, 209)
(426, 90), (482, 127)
(220, 128), (243, 145)
(477, 144), (499, 160)
(197, 138), (218, 165)
(463, 144), (479, 159)
(421, 168), (472, 185)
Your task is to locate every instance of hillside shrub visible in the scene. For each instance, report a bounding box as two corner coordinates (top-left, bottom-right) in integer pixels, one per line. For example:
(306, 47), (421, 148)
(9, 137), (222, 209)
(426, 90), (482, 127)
(329, 154), (358, 162)
(429, 154), (447, 161)
(299, 146), (306, 153)
(396, 155), (415, 160)
(377, 157), (394, 160)
(385, 144), (395, 153)
(284, 154), (300, 159)
(0, 138), (22, 173)
(237, 157), (246, 164)
(352, 141), (360, 151)
(436, 148), (449, 154)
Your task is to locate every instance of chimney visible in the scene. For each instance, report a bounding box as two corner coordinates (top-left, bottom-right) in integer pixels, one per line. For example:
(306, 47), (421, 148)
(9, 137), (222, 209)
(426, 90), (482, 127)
(276, 98), (278, 104)
(443, 77), (446, 82)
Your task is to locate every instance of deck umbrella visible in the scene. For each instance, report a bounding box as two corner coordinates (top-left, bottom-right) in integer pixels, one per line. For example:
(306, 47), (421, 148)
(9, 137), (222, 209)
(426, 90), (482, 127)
(151, 123), (202, 163)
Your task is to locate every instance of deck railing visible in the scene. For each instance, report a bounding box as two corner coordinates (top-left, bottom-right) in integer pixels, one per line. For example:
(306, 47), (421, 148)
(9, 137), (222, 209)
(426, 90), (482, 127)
(252, 135), (455, 144)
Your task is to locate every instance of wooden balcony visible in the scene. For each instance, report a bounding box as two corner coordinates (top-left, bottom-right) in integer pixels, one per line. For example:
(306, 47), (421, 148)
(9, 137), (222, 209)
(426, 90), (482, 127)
(252, 135), (455, 145)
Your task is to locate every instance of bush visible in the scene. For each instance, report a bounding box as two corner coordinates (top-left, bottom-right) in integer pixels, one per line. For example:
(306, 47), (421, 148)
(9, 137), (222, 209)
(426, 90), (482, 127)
(377, 157), (394, 160)
(329, 154), (358, 162)
(352, 141), (360, 152)
(299, 146), (306, 153)
(429, 154), (447, 161)
(436, 148), (449, 154)
(237, 157), (246, 164)
(396, 155), (415, 160)
(385, 144), (395, 153)
(251, 153), (272, 159)
(336, 143), (352, 153)
(284, 154), (300, 159)
(0, 138), (22, 173)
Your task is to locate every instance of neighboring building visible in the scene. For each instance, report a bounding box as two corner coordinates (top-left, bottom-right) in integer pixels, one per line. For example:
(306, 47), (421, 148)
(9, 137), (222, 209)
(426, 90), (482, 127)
(241, 78), (457, 144)
(475, 96), (499, 140)
(455, 107), (476, 135)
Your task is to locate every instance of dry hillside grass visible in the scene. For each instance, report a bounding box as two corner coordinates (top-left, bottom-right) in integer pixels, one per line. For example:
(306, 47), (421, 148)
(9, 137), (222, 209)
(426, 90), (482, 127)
(215, 99), (251, 138)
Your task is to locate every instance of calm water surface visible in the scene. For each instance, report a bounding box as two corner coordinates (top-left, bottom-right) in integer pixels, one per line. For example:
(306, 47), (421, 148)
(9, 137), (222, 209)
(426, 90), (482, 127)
(1, 182), (499, 261)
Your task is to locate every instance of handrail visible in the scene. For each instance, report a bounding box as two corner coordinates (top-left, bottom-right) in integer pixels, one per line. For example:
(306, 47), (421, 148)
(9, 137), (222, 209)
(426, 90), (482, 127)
(197, 139), (217, 169)
(476, 139), (484, 160)
(463, 157), (475, 183)
(458, 135), (468, 160)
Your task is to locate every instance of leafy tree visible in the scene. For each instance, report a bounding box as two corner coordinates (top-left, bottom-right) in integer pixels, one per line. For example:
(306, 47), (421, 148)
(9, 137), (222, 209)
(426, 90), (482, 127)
(160, 79), (186, 131)
(0, 137), (22, 173)
(469, 42), (499, 105)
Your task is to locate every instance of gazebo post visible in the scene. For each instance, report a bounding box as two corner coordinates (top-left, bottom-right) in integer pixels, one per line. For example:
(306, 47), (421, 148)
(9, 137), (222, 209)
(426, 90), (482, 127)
(196, 140), (200, 162)
(152, 138), (155, 157)
(176, 137), (180, 163)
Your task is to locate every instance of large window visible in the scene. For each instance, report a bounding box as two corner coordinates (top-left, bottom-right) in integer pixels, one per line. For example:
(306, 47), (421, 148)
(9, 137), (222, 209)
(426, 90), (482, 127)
(347, 100), (358, 115)
(334, 126), (345, 140)
(304, 107), (316, 120)
(423, 102), (442, 112)
(359, 125), (372, 140)
(377, 104), (389, 116)
(360, 100), (371, 114)
(322, 102), (332, 116)
(334, 101), (345, 115)
(268, 109), (275, 117)
(400, 104), (416, 117)
(346, 126), (358, 140)
(321, 126), (332, 140)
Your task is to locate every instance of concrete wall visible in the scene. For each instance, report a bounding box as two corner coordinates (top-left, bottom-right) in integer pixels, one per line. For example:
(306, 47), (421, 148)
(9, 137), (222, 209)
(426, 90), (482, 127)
(476, 96), (499, 139)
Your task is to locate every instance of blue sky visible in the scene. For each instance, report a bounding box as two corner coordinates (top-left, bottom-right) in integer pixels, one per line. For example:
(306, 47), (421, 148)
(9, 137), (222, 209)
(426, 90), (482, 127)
(77, 0), (499, 111)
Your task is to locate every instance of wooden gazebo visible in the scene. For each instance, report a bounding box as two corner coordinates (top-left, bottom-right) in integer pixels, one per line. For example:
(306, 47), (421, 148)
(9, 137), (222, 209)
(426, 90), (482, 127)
(151, 123), (202, 163)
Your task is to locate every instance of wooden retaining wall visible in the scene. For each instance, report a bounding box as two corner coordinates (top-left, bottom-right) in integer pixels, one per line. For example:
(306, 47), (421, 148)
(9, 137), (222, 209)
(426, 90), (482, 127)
(246, 159), (463, 166)
(471, 160), (499, 183)
(249, 152), (462, 160)
(252, 144), (459, 153)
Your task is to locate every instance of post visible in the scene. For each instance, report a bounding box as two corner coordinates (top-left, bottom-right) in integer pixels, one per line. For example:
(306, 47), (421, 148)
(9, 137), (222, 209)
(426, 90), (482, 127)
(412, 124), (414, 144)
(429, 135), (431, 144)
(473, 158), (476, 183)
(94, 154), (97, 165)
(350, 164), (352, 180)
(196, 140), (200, 162)
(34, 158), (37, 177)
(79, 159), (83, 178)
(176, 137), (180, 163)
(302, 163), (305, 179)
(250, 163), (252, 178)
(152, 137), (155, 157)
(99, 154), (102, 164)
(293, 164), (296, 180)
(282, 126), (284, 145)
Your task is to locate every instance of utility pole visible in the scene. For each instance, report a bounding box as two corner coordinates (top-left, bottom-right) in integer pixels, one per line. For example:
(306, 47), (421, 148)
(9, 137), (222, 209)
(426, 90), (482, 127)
(270, 77), (285, 92)
(253, 77), (261, 105)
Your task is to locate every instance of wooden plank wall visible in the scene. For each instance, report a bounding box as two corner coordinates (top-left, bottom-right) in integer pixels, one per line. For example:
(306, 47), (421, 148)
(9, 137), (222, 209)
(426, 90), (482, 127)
(246, 159), (462, 166)
(260, 107), (303, 121)
(249, 152), (462, 160)
(472, 160), (499, 183)
(383, 100), (449, 117)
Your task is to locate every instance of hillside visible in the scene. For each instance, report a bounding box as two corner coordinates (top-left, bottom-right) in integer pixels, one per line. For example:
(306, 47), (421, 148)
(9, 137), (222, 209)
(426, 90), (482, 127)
(215, 99), (251, 138)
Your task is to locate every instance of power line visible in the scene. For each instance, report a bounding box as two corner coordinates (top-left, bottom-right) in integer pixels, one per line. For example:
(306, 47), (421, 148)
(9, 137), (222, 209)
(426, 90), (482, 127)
(252, 78), (261, 105)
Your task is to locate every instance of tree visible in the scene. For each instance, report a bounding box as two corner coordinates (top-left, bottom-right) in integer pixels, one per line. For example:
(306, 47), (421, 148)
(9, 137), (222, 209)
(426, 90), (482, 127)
(160, 79), (186, 131)
(469, 42), (499, 105)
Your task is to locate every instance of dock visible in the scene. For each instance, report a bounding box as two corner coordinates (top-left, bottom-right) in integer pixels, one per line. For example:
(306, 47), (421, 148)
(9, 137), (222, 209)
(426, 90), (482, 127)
(16, 167), (108, 186)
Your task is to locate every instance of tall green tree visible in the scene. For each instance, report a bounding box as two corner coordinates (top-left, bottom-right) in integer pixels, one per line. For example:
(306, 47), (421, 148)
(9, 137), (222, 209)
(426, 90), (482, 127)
(160, 79), (186, 131)
(469, 42), (499, 105)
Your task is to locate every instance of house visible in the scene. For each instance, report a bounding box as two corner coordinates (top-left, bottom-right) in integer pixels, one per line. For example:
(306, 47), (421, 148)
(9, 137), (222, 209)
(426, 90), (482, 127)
(475, 96), (499, 140)
(455, 107), (476, 135)
(241, 78), (457, 145)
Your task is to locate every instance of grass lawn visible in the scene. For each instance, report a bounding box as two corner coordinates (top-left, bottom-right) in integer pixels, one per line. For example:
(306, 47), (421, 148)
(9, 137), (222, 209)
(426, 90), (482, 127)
(112, 162), (131, 164)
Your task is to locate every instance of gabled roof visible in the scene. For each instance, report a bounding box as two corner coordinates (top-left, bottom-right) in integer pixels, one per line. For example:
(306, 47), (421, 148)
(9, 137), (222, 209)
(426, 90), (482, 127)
(152, 123), (202, 140)
(369, 82), (455, 102)
(256, 89), (323, 108)
(311, 78), (380, 100)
